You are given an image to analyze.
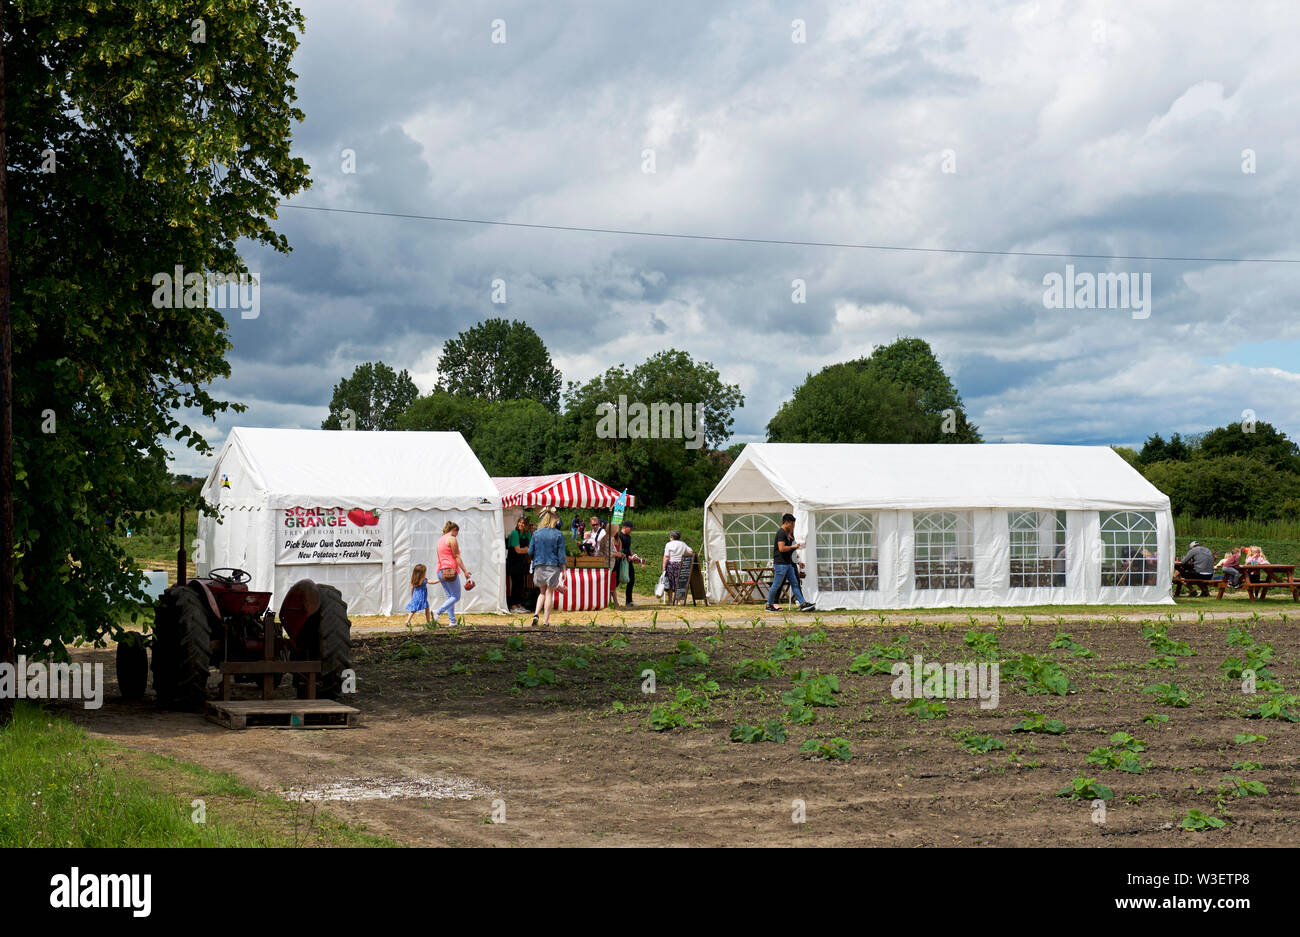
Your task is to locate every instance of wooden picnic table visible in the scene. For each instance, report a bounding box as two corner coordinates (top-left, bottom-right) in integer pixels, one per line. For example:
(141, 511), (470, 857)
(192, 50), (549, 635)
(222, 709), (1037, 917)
(1238, 564), (1298, 602)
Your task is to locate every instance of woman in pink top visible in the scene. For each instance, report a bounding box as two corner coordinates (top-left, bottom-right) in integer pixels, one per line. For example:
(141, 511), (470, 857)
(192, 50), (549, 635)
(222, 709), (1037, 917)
(433, 521), (472, 627)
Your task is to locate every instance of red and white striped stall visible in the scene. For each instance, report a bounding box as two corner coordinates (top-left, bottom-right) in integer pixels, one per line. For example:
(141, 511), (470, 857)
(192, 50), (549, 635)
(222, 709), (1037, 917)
(554, 568), (615, 611)
(494, 473), (635, 510)
(493, 473), (634, 612)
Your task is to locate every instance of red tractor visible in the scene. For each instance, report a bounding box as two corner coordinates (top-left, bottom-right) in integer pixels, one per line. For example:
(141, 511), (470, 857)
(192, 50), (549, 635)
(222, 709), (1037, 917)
(150, 568), (352, 710)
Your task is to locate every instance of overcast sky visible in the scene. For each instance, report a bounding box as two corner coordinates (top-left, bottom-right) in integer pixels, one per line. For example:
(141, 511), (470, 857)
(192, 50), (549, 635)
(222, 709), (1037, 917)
(173, 0), (1300, 476)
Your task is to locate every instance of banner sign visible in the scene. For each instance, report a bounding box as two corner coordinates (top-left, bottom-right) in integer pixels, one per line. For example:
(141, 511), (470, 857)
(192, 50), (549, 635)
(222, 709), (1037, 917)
(278, 507), (384, 564)
(611, 489), (628, 527)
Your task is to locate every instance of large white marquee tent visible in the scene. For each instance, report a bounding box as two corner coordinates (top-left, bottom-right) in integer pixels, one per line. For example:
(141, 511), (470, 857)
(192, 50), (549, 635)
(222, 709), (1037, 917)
(198, 428), (506, 615)
(704, 443), (1174, 609)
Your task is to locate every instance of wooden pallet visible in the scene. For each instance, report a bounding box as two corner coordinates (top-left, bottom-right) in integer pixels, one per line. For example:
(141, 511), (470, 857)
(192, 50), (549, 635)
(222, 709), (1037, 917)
(205, 699), (360, 730)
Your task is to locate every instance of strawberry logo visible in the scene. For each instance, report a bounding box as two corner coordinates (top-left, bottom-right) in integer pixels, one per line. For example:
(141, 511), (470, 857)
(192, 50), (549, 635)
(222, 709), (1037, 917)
(347, 508), (380, 527)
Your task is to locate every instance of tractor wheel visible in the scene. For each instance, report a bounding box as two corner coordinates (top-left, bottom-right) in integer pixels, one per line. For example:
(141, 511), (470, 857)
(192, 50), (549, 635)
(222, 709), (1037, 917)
(151, 585), (212, 709)
(293, 584), (352, 700)
(116, 639), (148, 700)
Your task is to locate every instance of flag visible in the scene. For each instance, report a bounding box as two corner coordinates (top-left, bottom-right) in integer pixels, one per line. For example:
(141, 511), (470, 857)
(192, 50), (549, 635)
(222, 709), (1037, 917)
(611, 489), (628, 527)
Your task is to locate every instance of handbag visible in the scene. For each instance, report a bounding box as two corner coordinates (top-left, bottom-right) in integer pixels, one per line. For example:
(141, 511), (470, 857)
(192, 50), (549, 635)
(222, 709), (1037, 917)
(440, 567), (457, 581)
(654, 572), (667, 597)
(618, 560), (630, 585)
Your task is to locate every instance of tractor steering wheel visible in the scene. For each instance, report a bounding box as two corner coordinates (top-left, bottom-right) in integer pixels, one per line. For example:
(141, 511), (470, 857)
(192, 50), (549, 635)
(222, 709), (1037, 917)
(209, 568), (251, 586)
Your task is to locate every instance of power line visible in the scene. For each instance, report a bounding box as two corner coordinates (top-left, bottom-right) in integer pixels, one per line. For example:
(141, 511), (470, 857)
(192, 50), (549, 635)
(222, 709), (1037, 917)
(279, 203), (1300, 265)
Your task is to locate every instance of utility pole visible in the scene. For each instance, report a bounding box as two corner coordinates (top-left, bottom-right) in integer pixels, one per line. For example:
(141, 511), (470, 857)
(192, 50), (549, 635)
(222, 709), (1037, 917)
(0, 6), (16, 728)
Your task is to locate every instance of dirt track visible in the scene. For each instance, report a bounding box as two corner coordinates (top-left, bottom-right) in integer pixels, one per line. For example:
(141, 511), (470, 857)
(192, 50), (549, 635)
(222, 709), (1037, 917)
(63, 615), (1299, 847)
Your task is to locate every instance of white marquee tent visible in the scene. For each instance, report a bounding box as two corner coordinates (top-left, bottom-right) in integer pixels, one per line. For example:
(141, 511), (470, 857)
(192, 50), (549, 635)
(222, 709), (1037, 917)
(704, 443), (1174, 609)
(198, 428), (506, 615)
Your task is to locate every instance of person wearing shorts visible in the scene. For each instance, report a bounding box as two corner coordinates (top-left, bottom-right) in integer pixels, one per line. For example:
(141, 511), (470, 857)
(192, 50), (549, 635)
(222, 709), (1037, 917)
(528, 507), (567, 627)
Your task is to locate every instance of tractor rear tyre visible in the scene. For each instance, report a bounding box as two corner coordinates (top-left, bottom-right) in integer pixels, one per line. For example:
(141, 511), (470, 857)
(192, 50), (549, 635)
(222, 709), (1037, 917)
(151, 585), (212, 710)
(293, 584), (352, 700)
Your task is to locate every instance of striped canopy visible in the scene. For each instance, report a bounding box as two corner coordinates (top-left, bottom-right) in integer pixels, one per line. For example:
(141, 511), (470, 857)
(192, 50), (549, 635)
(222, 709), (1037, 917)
(492, 473), (633, 509)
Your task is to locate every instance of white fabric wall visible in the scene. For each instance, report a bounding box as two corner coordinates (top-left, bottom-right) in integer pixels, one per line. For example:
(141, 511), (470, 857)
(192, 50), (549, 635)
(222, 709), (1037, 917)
(274, 563), (385, 615)
(390, 507), (506, 615)
(704, 499), (791, 601)
(198, 506), (273, 595)
(711, 504), (1174, 609)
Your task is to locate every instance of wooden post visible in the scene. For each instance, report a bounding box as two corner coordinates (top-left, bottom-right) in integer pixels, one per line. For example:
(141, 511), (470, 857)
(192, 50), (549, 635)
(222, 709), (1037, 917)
(177, 506), (186, 585)
(0, 6), (16, 728)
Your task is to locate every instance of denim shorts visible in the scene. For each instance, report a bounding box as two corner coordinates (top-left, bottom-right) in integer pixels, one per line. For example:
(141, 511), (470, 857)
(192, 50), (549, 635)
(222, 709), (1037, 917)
(533, 564), (564, 588)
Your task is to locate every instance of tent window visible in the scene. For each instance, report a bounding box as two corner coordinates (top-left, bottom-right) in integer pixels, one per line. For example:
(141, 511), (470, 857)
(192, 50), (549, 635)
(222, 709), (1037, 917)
(914, 511), (974, 590)
(1009, 510), (1067, 588)
(1100, 511), (1158, 586)
(815, 512), (878, 593)
(724, 513), (782, 566)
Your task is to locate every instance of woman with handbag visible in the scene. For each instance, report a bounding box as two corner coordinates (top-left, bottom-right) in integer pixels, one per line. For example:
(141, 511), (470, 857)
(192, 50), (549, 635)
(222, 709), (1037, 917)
(433, 521), (473, 627)
(527, 507), (566, 627)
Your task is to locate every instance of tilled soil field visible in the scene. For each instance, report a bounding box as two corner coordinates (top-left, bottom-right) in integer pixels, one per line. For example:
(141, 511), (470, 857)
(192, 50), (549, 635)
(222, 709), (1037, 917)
(69, 616), (1298, 846)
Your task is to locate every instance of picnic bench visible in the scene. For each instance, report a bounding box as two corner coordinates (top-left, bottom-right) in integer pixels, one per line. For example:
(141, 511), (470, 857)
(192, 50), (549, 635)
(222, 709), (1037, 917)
(1172, 562), (1226, 598)
(1172, 562), (1299, 602)
(1238, 564), (1299, 602)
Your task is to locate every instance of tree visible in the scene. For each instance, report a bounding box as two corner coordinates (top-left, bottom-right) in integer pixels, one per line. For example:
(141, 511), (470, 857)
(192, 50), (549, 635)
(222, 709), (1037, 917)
(322, 362), (418, 430)
(1111, 445), (1141, 468)
(1199, 421), (1299, 471)
(1137, 432), (1196, 465)
(396, 389), (483, 439)
(560, 349), (744, 506)
(1142, 455), (1300, 520)
(863, 337), (982, 442)
(465, 398), (564, 477)
(766, 363), (932, 443)
(434, 318), (563, 411)
(765, 338), (979, 444)
(5, 0), (310, 661)
(397, 391), (563, 477)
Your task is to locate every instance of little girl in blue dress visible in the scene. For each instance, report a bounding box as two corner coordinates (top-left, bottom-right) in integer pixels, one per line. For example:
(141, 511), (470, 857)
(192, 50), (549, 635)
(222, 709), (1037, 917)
(404, 563), (430, 628)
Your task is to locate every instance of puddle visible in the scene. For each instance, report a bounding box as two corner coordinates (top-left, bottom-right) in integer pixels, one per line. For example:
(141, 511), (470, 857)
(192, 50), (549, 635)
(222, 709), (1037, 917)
(281, 776), (495, 802)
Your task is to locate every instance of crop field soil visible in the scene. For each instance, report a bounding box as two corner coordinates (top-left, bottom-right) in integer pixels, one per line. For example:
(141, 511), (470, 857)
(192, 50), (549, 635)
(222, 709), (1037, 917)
(65, 617), (1298, 847)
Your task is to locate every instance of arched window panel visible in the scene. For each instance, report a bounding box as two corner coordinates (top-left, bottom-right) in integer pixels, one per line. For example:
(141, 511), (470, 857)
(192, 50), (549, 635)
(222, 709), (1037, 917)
(1100, 511), (1158, 587)
(815, 512), (878, 592)
(1009, 510), (1067, 588)
(913, 511), (974, 590)
(723, 513), (782, 567)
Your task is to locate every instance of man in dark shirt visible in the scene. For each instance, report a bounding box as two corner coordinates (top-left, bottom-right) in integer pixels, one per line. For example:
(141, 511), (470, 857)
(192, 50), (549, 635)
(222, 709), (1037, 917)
(611, 521), (639, 606)
(766, 513), (814, 612)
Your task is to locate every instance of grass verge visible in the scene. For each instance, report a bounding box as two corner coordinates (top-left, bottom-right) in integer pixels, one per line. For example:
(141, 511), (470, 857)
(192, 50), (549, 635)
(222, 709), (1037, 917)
(0, 703), (396, 847)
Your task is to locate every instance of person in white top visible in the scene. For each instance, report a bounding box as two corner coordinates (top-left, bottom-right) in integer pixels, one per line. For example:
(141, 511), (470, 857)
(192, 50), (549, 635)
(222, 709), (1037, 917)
(661, 530), (694, 605)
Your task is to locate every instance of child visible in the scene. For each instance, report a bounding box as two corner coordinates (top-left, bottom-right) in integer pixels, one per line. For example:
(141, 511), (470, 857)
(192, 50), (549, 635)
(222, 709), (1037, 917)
(404, 563), (431, 629)
(1215, 547), (1242, 588)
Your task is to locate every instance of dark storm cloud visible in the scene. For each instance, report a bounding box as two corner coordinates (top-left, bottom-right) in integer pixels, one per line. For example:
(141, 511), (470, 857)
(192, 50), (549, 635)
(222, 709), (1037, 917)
(168, 0), (1300, 474)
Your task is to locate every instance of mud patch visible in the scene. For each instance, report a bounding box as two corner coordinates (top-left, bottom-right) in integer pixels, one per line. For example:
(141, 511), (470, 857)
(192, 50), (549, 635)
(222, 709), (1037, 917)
(281, 776), (495, 803)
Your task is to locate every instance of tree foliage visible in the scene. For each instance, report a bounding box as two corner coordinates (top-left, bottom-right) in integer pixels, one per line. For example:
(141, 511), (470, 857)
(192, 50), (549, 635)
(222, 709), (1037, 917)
(397, 392), (564, 477)
(767, 338), (980, 443)
(434, 318), (562, 411)
(321, 362), (418, 431)
(1134, 420), (1300, 520)
(557, 349), (744, 506)
(1137, 432), (1193, 465)
(1142, 454), (1300, 521)
(6, 0), (310, 652)
(766, 363), (931, 443)
(400, 349), (743, 506)
(1199, 421), (1299, 472)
